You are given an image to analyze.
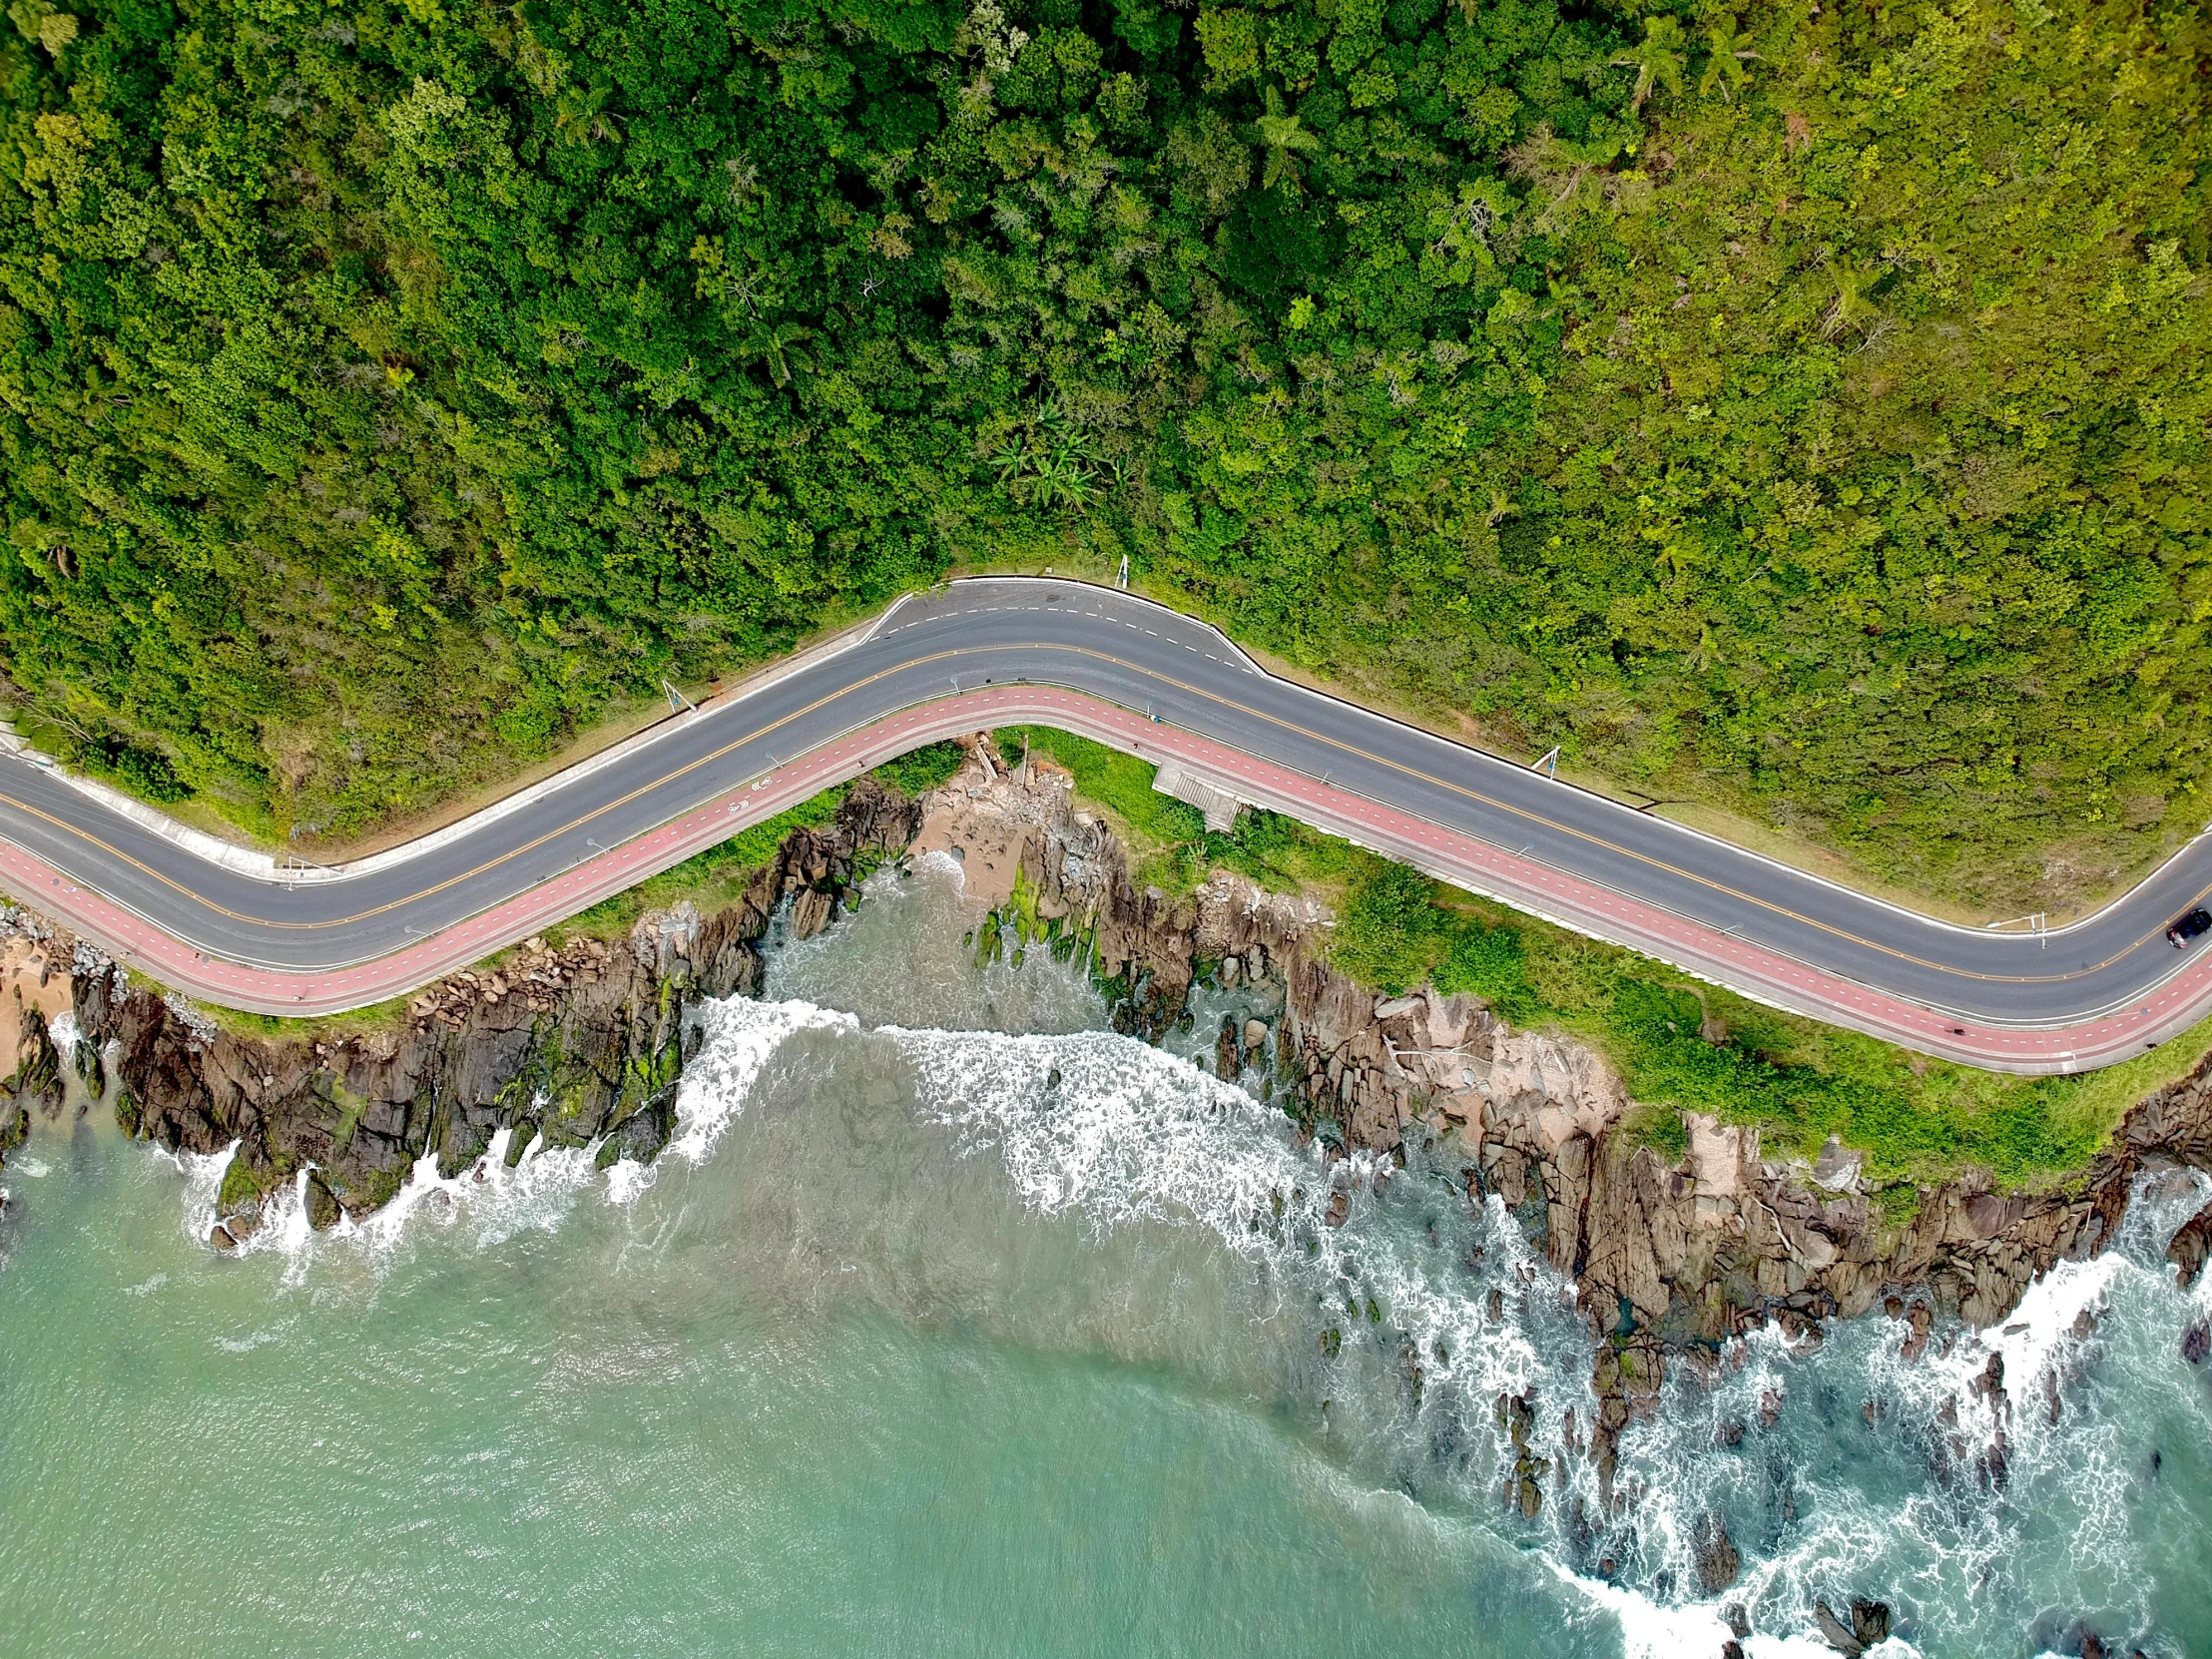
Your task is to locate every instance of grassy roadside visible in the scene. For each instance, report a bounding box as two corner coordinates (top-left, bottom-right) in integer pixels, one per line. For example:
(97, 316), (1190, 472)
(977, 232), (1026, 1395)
(32, 715), (2204, 1203)
(994, 726), (1361, 899)
(1330, 858), (2209, 1202)
(1002, 724), (2206, 1204)
(533, 742), (959, 944)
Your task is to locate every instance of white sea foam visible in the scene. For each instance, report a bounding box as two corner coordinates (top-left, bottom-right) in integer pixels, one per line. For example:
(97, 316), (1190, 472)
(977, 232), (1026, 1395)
(10, 1156), (49, 1178)
(885, 1020), (1567, 1394)
(1559, 1562), (1871, 1659)
(140, 931), (2212, 1655)
(838, 1004), (2212, 1655)
(164, 1139), (239, 1246)
(669, 997), (857, 1167)
(246, 1134), (614, 1277)
(166, 997), (852, 1275)
(1573, 1170), (2212, 1657)
(601, 1154), (659, 1207)
(153, 1128), (603, 1284)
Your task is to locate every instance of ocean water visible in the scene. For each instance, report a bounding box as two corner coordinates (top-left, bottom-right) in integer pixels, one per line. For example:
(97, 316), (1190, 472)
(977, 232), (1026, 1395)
(1, 857), (2209, 1657)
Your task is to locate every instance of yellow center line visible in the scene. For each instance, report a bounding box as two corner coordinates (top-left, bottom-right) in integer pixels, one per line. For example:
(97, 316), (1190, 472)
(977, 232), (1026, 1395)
(0, 637), (2197, 992)
(1104, 652), (2198, 988)
(0, 650), (976, 928)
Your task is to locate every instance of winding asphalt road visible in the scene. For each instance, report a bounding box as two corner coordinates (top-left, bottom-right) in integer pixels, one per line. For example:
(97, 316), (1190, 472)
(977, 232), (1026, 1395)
(6, 575), (2212, 1072)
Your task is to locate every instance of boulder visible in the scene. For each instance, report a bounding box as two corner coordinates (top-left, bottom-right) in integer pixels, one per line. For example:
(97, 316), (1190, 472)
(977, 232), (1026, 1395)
(1694, 1514), (1741, 1595)
(1812, 1134), (1862, 1193)
(2168, 1199), (2212, 1290)
(304, 1171), (341, 1231)
(789, 886), (835, 940)
(0, 1004), (64, 1125)
(1850, 1600), (1891, 1647)
(1902, 1302), (1935, 1362)
(1814, 1599), (1864, 1656)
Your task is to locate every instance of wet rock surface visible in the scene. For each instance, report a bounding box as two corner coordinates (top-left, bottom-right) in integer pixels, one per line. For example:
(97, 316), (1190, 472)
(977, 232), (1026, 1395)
(928, 738), (2212, 1521)
(2166, 1197), (2212, 1289)
(22, 736), (2212, 1570)
(0, 1000), (61, 1169)
(1693, 1512), (1741, 1595)
(72, 780), (920, 1231)
(1814, 1598), (1862, 1655)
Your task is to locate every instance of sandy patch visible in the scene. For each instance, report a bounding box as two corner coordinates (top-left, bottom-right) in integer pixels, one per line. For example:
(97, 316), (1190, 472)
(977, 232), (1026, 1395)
(907, 736), (1078, 911)
(0, 936), (71, 1076)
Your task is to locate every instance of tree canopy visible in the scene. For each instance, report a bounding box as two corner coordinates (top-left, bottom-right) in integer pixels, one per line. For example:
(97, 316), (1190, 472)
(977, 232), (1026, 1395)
(0, 0), (2205, 903)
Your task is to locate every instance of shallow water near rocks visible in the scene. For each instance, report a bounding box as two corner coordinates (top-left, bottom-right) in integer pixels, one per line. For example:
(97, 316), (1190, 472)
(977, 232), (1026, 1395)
(1, 858), (2209, 1656)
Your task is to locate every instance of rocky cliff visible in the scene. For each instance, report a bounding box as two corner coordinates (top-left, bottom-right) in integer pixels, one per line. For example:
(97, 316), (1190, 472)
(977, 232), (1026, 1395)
(0, 998), (63, 1169)
(0, 918), (74, 1177)
(16, 745), (2212, 1416)
(927, 743), (2212, 1516)
(4, 739), (2195, 1657)
(67, 779), (919, 1243)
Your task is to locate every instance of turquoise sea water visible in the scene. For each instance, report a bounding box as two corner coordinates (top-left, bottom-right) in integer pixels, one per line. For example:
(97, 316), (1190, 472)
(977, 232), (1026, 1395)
(2, 860), (2209, 1657)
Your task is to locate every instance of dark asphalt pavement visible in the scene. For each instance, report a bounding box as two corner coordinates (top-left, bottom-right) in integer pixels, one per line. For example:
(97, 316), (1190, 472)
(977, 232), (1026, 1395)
(1, 576), (2207, 1025)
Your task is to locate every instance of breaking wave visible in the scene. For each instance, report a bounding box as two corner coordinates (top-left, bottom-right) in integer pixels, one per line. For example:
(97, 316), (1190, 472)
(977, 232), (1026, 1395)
(142, 856), (2212, 1656)
(164, 997), (855, 1284)
(668, 995), (2207, 1657)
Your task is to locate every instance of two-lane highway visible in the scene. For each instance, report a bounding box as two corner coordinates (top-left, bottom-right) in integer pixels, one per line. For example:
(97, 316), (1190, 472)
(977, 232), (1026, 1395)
(6, 576), (2212, 1069)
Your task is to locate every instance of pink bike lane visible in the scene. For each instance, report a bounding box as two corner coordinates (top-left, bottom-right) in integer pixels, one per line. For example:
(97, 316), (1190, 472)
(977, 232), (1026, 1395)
(6, 685), (2208, 1074)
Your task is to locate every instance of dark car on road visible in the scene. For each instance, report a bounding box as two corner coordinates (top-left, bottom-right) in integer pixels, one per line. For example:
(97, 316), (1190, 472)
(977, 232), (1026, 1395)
(2167, 908), (2212, 947)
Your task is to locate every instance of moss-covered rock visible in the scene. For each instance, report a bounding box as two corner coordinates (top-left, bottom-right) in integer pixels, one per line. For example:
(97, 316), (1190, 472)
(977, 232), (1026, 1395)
(70, 781), (924, 1229)
(304, 1171), (341, 1232)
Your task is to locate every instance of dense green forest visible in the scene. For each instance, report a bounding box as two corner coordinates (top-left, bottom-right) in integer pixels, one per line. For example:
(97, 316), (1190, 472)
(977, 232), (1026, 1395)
(0, 0), (2204, 902)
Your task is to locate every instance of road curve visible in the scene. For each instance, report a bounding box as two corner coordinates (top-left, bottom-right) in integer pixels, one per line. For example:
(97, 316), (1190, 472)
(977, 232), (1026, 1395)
(5, 576), (2212, 1072)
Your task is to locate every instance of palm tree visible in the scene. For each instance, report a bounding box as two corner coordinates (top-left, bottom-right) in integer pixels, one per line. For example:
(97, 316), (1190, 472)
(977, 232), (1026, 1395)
(1698, 25), (1761, 102)
(738, 321), (816, 387)
(553, 82), (622, 148)
(1820, 258), (1881, 340)
(1255, 86), (1323, 191)
(1025, 448), (1098, 512)
(1610, 16), (1687, 114)
(987, 402), (1102, 511)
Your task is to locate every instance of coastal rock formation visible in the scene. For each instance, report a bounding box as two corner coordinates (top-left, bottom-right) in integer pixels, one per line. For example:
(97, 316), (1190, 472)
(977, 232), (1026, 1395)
(6, 735), (2208, 1652)
(0, 918), (78, 1170)
(2168, 1199), (2212, 1290)
(19, 741), (2212, 1453)
(1692, 1512), (1741, 1596)
(1813, 1597), (1893, 1656)
(74, 780), (919, 1230)
(925, 743), (2212, 1500)
(0, 1000), (62, 1168)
